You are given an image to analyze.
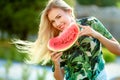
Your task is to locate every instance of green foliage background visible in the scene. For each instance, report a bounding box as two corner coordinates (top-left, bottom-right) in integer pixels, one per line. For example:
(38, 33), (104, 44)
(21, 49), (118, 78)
(0, 0), (75, 40)
(1, 0), (120, 40)
(0, 0), (48, 40)
(0, 0), (118, 64)
(76, 0), (120, 7)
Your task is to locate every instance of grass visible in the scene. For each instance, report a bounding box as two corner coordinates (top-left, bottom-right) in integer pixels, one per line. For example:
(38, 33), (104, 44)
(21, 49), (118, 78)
(102, 47), (116, 63)
(116, 1), (120, 8)
(0, 40), (26, 62)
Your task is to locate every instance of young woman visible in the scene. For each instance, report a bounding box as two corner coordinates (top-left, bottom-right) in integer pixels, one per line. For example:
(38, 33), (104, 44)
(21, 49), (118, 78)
(13, 0), (120, 80)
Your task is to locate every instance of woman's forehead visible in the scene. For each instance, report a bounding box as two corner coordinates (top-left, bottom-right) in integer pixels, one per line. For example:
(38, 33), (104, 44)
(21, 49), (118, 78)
(48, 8), (65, 20)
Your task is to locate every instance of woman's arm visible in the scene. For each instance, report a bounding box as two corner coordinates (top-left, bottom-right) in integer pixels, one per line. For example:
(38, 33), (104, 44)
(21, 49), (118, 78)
(50, 52), (64, 80)
(95, 32), (120, 55)
(54, 65), (64, 80)
(79, 25), (120, 55)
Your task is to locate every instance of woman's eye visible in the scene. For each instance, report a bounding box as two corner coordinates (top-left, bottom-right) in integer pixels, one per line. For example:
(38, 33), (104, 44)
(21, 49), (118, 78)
(57, 15), (61, 18)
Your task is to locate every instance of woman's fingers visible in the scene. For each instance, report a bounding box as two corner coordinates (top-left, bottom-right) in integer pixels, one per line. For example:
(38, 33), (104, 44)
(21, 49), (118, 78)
(50, 52), (63, 61)
(50, 52), (63, 66)
(79, 25), (86, 29)
(79, 25), (94, 37)
(54, 52), (63, 60)
(79, 25), (99, 38)
(50, 52), (56, 57)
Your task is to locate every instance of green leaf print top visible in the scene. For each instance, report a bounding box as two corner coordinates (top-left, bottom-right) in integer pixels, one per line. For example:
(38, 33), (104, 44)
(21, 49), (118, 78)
(52, 17), (113, 80)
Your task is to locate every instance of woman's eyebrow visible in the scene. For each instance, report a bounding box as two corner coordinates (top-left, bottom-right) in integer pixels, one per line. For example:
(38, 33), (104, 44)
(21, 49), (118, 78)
(49, 13), (60, 23)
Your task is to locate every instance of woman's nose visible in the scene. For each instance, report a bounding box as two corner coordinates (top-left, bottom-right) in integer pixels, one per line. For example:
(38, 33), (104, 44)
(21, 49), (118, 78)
(55, 20), (60, 27)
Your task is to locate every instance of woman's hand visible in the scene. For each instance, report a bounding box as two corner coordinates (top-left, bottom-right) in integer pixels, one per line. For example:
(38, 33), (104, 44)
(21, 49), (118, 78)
(50, 52), (63, 66)
(79, 25), (100, 38)
(79, 25), (120, 55)
(50, 52), (64, 80)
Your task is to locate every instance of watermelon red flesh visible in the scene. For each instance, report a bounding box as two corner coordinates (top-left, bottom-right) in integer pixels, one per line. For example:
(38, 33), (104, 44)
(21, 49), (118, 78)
(47, 23), (79, 52)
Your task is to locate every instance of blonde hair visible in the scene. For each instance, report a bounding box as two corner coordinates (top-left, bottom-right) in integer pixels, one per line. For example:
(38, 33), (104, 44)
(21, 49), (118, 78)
(13, 0), (75, 65)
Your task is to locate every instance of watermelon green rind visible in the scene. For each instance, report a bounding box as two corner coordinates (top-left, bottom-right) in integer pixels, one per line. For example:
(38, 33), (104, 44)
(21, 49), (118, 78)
(47, 23), (79, 52)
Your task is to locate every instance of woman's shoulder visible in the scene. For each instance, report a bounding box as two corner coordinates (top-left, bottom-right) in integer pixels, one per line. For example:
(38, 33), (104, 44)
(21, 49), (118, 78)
(76, 16), (98, 21)
(76, 16), (99, 25)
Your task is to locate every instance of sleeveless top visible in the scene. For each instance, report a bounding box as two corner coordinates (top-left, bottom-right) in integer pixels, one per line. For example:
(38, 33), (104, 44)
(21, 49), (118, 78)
(52, 16), (112, 80)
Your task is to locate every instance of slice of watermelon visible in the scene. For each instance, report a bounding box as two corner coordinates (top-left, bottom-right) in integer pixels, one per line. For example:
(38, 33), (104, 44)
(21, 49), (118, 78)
(47, 23), (79, 52)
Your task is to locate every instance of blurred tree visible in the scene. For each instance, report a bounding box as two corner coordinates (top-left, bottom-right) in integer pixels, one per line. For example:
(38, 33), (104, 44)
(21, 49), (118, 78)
(76, 0), (120, 7)
(64, 0), (75, 7)
(0, 0), (75, 40)
(0, 0), (48, 40)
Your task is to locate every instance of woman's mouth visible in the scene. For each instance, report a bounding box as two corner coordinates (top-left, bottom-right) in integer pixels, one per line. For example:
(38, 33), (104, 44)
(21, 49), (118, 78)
(58, 24), (65, 30)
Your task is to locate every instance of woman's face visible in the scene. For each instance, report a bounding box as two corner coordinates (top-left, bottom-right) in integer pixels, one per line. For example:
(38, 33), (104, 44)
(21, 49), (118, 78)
(48, 8), (73, 31)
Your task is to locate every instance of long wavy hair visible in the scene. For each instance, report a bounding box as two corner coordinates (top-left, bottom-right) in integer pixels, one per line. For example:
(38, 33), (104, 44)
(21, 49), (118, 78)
(13, 0), (75, 65)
